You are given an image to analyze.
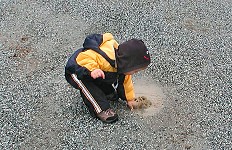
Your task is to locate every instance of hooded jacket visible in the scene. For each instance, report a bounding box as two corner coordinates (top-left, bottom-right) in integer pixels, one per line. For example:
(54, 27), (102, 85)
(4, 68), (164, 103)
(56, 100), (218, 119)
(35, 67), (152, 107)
(116, 39), (151, 73)
(66, 33), (150, 101)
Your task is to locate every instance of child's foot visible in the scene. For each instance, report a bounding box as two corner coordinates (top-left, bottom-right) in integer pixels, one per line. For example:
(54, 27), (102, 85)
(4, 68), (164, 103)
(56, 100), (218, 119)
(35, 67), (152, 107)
(97, 108), (118, 123)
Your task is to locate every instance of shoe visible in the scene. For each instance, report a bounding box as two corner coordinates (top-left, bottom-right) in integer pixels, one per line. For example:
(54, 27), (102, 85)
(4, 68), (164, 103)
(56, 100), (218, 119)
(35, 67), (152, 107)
(97, 108), (118, 123)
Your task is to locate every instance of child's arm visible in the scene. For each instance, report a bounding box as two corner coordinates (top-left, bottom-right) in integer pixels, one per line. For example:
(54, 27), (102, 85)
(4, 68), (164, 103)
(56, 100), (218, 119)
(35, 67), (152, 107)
(91, 69), (105, 79)
(76, 51), (99, 71)
(117, 74), (141, 110)
(76, 50), (101, 79)
(117, 74), (135, 101)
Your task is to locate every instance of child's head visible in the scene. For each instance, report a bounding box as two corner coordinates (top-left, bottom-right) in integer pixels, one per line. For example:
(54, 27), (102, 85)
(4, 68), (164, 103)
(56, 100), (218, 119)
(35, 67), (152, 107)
(116, 39), (151, 74)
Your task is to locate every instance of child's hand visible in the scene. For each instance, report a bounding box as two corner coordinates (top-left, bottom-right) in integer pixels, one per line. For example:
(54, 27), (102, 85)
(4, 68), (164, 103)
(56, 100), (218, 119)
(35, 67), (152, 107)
(127, 99), (139, 110)
(91, 69), (105, 79)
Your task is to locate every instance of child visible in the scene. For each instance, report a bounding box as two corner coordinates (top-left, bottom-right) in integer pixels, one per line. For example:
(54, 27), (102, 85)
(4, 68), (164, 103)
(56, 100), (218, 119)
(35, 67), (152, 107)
(65, 33), (151, 123)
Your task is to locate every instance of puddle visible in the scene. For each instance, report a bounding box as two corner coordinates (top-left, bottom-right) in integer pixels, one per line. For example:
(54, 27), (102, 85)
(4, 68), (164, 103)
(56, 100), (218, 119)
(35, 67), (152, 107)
(133, 77), (165, 117)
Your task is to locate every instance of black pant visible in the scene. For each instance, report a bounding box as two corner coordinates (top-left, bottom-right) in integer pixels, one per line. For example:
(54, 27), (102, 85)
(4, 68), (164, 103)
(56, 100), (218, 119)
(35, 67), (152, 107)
(65, 73), (116, 116)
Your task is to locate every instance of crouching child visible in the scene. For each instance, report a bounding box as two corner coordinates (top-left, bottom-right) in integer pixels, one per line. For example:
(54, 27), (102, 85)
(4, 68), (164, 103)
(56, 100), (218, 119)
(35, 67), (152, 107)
(65, 33), (151, 123)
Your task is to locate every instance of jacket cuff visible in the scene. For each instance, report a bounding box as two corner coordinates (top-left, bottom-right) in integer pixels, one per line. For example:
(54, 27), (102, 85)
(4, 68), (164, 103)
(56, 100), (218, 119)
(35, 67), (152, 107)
(126, 90), (135, 101)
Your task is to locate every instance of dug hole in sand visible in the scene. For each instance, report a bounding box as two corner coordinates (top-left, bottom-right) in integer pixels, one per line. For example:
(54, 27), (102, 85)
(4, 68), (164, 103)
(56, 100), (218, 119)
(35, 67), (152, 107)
(133, 77), (165, 117)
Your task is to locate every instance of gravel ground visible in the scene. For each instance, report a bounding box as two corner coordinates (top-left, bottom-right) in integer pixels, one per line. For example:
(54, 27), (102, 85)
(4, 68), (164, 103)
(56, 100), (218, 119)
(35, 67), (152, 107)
(0, 0), (231, 149)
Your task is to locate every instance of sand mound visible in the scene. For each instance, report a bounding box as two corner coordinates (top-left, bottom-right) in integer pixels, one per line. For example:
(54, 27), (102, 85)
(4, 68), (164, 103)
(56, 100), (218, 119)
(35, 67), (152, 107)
(133, 77), (165, 117)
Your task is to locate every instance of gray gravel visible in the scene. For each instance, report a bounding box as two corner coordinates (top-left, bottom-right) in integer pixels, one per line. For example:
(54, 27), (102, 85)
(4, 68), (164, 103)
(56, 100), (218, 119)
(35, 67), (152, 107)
(0, 0), (231, 149)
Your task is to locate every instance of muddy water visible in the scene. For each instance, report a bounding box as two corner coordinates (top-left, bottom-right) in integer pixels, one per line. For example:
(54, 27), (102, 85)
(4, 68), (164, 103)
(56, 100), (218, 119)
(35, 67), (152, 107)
(133, 77), (165, 117)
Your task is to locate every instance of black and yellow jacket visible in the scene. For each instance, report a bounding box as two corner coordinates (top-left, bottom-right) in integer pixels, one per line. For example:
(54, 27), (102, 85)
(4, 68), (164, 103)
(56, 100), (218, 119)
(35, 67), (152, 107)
(65, 33), (151, 101)
(66, 33), (135, 101)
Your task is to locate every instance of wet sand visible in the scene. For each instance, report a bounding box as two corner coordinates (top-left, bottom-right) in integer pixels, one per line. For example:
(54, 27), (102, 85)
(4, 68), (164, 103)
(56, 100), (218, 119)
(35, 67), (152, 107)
(133, 77), (165, 117)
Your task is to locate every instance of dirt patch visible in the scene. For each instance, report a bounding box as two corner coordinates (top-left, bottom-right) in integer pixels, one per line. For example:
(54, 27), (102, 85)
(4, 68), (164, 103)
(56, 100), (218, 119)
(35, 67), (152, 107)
(134, 96), (152, 109)
(12, 45), (31, 58)
(133, 77), (165, 117)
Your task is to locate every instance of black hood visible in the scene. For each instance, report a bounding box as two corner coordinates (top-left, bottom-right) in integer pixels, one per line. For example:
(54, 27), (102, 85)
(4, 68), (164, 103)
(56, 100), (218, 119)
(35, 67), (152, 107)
(83, 34), (103, 50)
(116, 39), (151, 74)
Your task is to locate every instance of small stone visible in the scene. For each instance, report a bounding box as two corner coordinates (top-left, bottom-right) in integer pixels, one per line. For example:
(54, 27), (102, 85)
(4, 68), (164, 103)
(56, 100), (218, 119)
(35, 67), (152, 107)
(21, 36), (29, 42)
(184, 144), (192, 149)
